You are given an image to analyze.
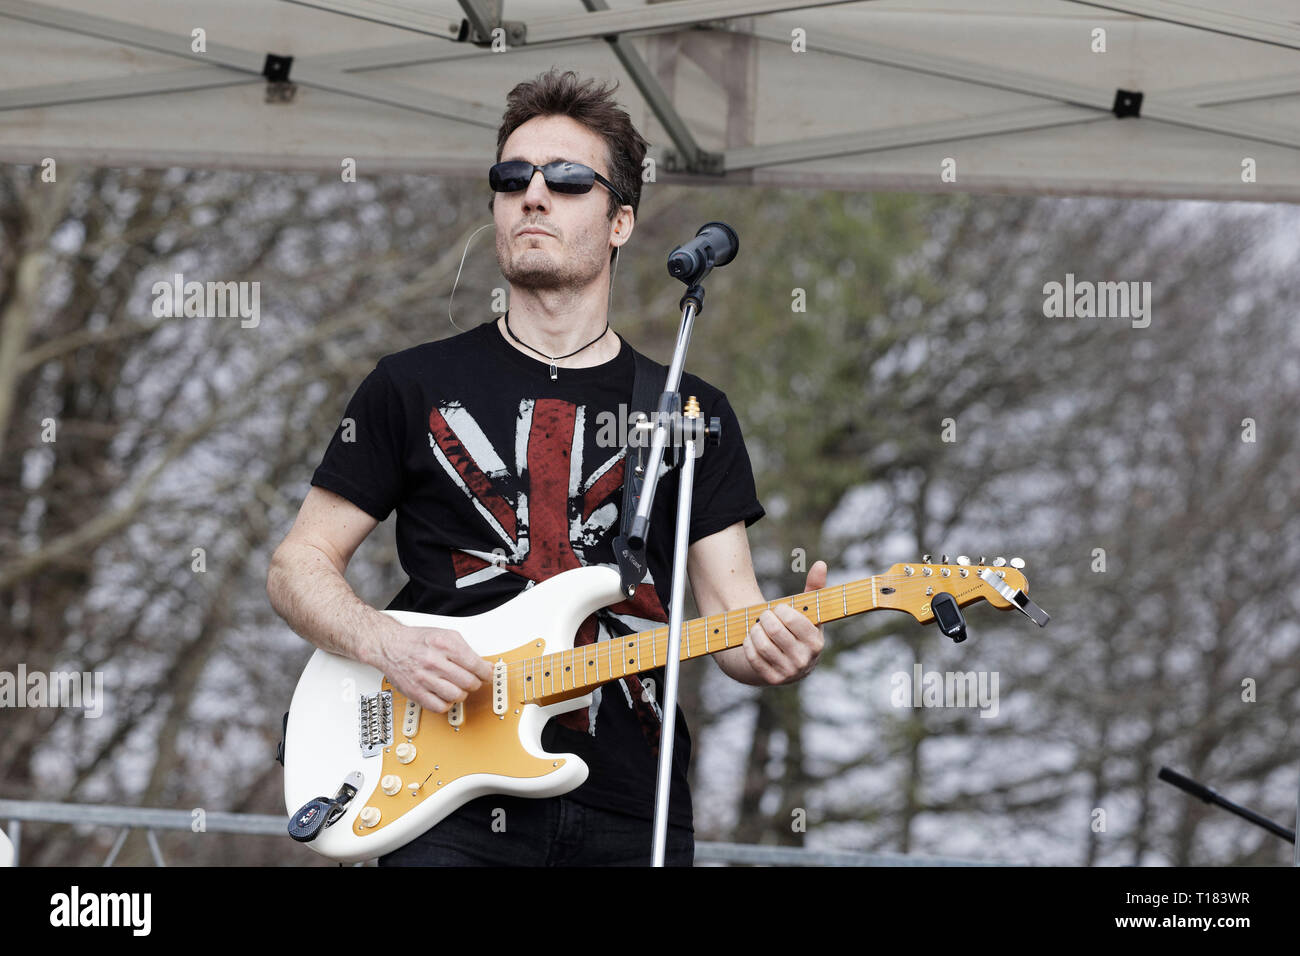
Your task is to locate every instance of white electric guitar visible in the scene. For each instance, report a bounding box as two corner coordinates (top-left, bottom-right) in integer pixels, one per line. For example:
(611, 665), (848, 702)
(282, 557), (1048, 862)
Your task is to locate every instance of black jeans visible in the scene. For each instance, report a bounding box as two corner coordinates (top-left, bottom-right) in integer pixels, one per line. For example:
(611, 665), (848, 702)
(377, 794), (693, 867)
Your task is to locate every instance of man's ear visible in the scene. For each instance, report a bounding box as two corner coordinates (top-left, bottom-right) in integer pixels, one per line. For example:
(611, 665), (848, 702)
(612, 206), (634, 246)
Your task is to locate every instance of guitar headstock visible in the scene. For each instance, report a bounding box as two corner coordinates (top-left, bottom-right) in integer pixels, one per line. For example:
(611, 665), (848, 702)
(878, 555), (1049, 627)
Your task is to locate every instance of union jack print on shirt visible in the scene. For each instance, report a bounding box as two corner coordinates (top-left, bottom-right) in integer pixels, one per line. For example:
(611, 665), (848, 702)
(427, 396), (673, 749)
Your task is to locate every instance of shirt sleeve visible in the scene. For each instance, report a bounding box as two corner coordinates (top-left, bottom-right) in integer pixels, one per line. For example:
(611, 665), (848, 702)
(687, 390), (766, 544)
(310, 360), (407, 521)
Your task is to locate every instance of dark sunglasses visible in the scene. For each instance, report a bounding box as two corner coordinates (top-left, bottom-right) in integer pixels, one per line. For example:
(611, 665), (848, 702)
(489, 160), (627, 206)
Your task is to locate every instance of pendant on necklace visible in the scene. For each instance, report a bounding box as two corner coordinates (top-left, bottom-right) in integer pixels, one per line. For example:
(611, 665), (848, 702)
(549, 360), (558, 381)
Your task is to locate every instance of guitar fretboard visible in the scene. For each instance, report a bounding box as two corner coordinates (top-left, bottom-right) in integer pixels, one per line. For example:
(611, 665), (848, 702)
(519, 578), (880, 702)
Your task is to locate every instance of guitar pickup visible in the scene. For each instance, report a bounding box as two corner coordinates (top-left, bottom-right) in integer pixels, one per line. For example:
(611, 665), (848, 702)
(493, 659), (507, 715)
(447, 701), (464, 727)
(979, 568), (1051, 626)
(402, 698), (420, 738)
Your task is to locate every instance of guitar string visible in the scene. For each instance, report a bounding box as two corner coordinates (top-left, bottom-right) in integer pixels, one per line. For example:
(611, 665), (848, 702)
(379, 574), (1019, 702)
(489, 572), (1021, 695)
(386, 573), (1022, 709)
(504, 573), (1010, 674)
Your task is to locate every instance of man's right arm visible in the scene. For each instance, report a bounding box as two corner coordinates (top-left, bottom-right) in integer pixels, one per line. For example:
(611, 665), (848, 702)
(266, 486), (491, 712)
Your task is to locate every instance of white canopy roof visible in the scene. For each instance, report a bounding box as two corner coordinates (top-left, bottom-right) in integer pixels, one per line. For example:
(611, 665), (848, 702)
(1, 0), (1297, 201)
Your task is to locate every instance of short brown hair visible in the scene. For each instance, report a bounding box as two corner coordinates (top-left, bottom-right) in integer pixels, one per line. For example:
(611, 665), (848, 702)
(494, 69), (649, 264)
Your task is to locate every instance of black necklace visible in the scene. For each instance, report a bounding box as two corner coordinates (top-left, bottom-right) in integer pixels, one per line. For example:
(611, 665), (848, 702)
(503, 310), (610, 381)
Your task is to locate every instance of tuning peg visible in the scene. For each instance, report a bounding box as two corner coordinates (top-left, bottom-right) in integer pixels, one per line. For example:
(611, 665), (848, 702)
(956, 555), (970, 566)
(922, 554), (931, 564)
(1010, 557), (1025, 569)
(993, 556), (1007, 566)
(940, 554), (949, 564)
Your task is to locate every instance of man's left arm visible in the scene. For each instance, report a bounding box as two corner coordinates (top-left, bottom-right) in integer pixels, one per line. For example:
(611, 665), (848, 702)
(686, 521), (826, 686)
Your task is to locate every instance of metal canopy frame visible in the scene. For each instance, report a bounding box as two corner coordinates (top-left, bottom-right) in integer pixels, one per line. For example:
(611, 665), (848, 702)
(1067, 0), (1300, 51)
(0, 0), (500, 125)
(2, 0), (1297, 186)
(724, 21), (1300, 171)
(282, 0), (866, 44)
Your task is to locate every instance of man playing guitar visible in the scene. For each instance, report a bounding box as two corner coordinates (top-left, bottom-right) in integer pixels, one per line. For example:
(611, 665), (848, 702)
(267, 68), (826, 866)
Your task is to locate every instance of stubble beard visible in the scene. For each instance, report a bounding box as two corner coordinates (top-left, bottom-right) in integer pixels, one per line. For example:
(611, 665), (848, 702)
(497, 229), (607, 292)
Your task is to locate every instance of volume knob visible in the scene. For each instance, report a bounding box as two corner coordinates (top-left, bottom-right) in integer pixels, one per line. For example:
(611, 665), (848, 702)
(359, 806), (381, 828)
(381, 774), (402, 795)
(395, 742), (416, 764)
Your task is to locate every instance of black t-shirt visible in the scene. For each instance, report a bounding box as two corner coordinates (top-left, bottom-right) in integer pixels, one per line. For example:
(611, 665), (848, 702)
(310, 317), (765, 831)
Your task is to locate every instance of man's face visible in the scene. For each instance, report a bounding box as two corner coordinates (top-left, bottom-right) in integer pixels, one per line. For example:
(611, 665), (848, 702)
(493, 114), (623, 293)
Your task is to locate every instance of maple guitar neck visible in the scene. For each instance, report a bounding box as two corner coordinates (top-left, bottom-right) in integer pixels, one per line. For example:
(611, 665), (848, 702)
(522, 561), (1041, 704)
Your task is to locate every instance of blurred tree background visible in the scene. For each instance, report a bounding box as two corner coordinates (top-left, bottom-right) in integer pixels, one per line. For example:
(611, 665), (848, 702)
(1, 164), (1296, 865)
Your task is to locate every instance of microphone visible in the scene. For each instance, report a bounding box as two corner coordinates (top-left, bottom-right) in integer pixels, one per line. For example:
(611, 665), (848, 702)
(667, 221), (739, 284)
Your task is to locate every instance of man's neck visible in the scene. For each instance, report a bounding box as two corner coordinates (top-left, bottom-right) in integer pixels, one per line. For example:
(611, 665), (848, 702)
(498, 292), (619, 369)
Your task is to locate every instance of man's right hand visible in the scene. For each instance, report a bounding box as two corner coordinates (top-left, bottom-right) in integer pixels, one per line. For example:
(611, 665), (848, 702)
(376, 625), (495, 714)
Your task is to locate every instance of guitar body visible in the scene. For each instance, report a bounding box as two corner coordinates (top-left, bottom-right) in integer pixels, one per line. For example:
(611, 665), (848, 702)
(283, 565), (626, 863)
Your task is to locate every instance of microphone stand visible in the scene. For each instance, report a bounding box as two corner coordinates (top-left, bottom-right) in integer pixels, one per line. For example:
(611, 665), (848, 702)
(612, 225), (734, 866)
(1157, 767), (1297, 861)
